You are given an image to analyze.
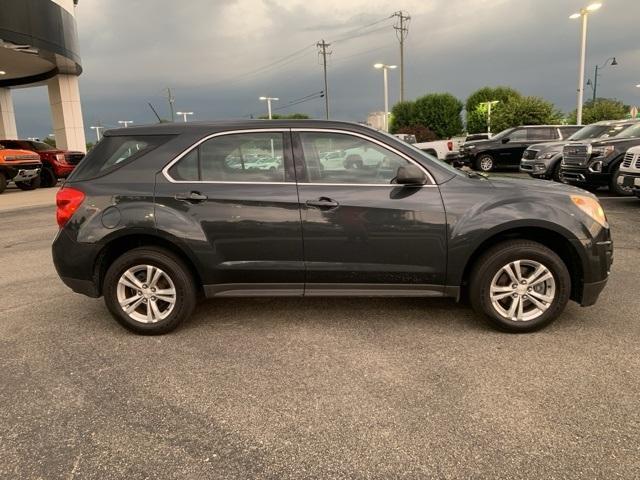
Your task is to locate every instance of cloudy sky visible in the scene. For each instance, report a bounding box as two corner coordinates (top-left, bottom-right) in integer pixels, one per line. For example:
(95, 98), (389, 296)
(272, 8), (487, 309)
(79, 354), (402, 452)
(12, 0), (640, 140)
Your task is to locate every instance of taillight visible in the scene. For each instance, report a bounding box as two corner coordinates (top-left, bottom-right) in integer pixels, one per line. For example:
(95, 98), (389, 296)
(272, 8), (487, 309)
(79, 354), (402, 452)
(447, 140), (453, 151)
(56, 187), (85, 228)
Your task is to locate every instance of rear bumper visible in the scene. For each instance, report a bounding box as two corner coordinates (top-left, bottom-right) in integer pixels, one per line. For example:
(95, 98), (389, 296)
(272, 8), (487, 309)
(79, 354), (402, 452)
(52, 229), (102, 298)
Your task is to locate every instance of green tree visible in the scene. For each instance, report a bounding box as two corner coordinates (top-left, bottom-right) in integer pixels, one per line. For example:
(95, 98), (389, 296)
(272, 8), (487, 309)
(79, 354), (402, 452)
(389, 101), (415, 132)
(567, 98), (629, 124)
(258, 113), (310, 119)
(465, 86), (521, 133)
(413, 93), (464, 139)
(491, 96), (563, 132)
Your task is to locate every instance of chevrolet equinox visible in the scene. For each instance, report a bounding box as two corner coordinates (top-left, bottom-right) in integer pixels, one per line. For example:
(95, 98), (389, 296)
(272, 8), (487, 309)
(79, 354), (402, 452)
(52, 121), (613, 334)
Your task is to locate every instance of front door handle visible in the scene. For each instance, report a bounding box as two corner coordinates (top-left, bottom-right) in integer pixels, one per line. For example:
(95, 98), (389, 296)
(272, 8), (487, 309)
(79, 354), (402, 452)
(175, 191), (208, 202)
(306, 197), (339, 209)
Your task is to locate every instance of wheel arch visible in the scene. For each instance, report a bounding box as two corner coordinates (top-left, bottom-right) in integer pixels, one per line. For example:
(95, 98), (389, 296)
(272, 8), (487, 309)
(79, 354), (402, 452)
(458, 225), (585, 303)
(93, 232), (204, 297)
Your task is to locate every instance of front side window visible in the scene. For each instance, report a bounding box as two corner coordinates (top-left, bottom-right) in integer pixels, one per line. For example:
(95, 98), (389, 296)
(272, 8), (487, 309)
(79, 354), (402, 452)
(299, 132), (413, 184)
(168, 132), (285, 182)
(508, 129), (528, 141)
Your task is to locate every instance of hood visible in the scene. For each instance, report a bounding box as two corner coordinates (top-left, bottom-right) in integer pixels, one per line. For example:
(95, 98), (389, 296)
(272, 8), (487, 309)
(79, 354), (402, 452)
(486, 175), (590, 197)
(526, 140), (566, 152)
(589, 137), (640, 148)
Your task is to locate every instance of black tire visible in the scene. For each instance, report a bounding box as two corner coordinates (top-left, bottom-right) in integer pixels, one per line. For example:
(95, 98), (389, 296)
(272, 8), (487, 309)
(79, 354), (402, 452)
(551, 161), (563, 182)
(469, 240), (571, 333)
(15, 176), (41, 190)
(609, 165), (633, 196)
(475, 154), (494, 172)
(39, 167), (57, 188)
(103, 247), (197, 335)
(0, 172), (6, 194)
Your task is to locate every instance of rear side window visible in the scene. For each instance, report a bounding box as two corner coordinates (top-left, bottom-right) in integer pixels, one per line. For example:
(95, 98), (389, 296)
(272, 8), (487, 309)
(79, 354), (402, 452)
(167, 132), (286, 182)
(70, 135), (172, 181)
(527, 127), (555, 140)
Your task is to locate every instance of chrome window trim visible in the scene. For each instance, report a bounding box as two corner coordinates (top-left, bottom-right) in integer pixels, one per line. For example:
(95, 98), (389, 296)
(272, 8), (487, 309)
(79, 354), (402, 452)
(162, 128), (292, 184)
(292, 127), (437, 185)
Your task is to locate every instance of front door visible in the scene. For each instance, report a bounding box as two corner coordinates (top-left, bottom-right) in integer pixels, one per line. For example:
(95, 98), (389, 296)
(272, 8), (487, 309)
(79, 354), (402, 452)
(292, 129), (448, 296)
(155, 129), (304, 295)
(498, 127), (529, 166)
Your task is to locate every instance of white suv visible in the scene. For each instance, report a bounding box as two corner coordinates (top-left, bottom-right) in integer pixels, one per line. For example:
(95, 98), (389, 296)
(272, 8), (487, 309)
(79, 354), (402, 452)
(618, 145), (640, 199)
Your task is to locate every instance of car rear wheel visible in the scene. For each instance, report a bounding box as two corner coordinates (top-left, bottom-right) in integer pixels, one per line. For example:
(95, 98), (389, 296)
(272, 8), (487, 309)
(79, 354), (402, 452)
(475, 154), (494, 172)
(15, 176), (41, 190)
(0, 172), (6, 194)
(39, 167), (57, 188)
(103, 247), (197, 335)
(470, 240), (571, 332)
(610, 165), (633, 196)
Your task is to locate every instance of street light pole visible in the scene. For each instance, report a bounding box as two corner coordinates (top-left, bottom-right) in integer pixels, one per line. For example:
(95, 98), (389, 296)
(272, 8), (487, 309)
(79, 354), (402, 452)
(118, 120), (133, 128)
(570, 3), (602, 125)
(90, 125), (104, 141)
(176, 111), (193, 122)
(374, 63), (397, 132)
(259, 96), (279, 119)
(590, 57), (618, 102)
(479, 100), (500, 133)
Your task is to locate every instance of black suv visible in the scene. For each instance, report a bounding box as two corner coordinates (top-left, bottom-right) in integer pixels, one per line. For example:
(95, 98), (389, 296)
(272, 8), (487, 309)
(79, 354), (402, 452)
(52, 120), (612, 334)
(459, 125), (581, 172)
(561, 121), (640, 195)
(520, 120), (638, 181)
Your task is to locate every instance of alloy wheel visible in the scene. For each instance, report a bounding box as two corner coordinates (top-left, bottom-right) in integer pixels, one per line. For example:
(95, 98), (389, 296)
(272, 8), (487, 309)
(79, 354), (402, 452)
(479, 156), (493, 172)
(489, 259), (556, 322)
(116, 265), (177, 323)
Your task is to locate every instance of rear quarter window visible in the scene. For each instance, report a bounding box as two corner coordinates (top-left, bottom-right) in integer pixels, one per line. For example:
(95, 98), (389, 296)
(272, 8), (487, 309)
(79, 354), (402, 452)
(69, 135), (173, 181)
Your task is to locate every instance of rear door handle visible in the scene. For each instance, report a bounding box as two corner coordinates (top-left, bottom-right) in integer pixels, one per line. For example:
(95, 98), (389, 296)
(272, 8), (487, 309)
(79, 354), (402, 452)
(306, 197), (339, 209)
(175, 191), (208, 202)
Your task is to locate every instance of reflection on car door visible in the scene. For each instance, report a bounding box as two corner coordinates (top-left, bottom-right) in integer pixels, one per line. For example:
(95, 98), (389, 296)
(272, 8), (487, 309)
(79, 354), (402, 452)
(292, 129), (448, 296)
(155, 129), (305, 295)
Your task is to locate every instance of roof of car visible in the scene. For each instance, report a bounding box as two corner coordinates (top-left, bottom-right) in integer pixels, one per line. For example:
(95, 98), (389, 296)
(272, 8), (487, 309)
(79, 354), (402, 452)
(104, 119), (377, 137)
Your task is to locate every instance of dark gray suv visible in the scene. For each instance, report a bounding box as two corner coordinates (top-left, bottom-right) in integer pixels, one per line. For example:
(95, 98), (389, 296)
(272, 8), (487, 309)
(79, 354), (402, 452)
(52, 120), (613, 334)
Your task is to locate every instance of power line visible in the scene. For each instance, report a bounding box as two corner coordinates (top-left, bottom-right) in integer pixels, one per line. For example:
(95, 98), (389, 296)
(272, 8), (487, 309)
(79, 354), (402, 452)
(272, 93), (324, 112)
(329, 15), (394, 44)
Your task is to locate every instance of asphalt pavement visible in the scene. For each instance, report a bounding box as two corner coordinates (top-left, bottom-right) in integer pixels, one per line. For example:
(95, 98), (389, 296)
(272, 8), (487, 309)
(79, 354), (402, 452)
(0, 186), (638, 479)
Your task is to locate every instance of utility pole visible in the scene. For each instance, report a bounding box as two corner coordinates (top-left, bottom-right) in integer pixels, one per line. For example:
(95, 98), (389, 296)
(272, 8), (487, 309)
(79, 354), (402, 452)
(393, 11), (410, 102)
(259, 96), (279, 119)
(90, 124), (104, 141)
(166, 87), (175, 122)
(317, 40), (332, 120)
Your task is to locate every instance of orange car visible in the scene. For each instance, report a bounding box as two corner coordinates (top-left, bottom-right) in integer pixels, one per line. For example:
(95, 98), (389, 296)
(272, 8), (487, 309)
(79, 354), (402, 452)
(0, 143), (42, 193)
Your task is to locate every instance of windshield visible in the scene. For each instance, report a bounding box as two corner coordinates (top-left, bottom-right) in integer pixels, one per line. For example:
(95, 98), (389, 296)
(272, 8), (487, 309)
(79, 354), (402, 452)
(568, 123), (634, 141)
(613, 123), (640, 139)
(29, 141), (55, 151)
(489, 128), (515, 141)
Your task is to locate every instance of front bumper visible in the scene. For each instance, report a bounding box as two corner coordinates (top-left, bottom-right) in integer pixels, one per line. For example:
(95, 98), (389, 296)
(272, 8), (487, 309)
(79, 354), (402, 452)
(560, 165), (610, 187)
(520, 158), (549, 176)
(53, 163), (75, 178)
(2, 163), (42, 181)
(13, 167), (41, 182)
(617, 171), (640, 197)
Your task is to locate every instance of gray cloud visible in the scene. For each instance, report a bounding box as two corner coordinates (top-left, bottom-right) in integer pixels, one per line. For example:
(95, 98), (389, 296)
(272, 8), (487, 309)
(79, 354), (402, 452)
(12, 0), (640, 140)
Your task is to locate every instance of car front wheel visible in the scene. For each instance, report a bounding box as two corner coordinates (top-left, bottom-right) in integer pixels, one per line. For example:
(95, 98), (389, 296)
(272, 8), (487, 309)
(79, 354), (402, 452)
(103, 247), (197, 335)
(610, 165), (633, 196)
(475, 154), (494, 172)
(470, 240), (571, 332)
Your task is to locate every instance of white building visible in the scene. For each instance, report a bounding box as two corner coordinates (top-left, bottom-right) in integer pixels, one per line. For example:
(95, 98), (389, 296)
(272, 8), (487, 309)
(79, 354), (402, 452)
(0, 0), (86, 152)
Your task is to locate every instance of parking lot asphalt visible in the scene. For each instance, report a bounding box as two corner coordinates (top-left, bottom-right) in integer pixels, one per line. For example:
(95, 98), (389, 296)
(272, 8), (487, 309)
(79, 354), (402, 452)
(0, 183), (639, 479)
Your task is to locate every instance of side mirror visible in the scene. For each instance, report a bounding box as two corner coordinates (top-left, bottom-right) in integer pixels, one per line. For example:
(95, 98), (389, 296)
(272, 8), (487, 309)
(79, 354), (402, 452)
(395, 165), (427, 185)
(501, 137), (510, 144)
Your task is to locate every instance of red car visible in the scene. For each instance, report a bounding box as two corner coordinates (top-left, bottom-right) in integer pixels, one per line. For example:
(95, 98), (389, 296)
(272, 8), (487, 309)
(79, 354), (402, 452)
(0, 140), (85, 187)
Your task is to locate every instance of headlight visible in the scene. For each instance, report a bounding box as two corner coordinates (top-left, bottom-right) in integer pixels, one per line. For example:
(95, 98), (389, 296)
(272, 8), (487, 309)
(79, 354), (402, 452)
(571, 195), (608, 228)
(466, 145), (476, 149)
(540, 152), (558, 159)
(592, 145), (615, 157)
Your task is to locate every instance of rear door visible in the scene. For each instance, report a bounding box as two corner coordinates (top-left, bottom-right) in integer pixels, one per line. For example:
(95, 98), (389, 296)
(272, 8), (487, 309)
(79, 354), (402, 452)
(155, 129), (305, 296)
(292, 128), (448, 296)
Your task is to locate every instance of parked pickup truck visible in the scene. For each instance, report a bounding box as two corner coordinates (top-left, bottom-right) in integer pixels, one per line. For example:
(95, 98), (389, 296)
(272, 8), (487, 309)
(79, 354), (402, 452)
(520, 119), (637, 182)
(561, 121), (640, 195)
(414, 137), (465, 160)
(0, 139), (85, 188)
(612, 146), (640, 199)
(0, 144), (42, 193)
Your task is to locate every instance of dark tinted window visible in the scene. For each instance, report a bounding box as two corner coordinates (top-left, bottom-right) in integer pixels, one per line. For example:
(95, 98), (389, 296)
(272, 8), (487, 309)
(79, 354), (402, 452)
(168, 132), (286, 182)
(70, 135), (172, 181)
(508, 129), (528, 141)
(559, 126), (581, 138)
(527, 127), (556, 140)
